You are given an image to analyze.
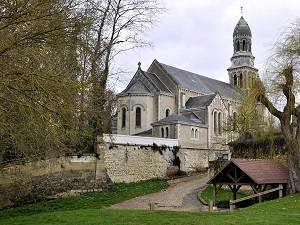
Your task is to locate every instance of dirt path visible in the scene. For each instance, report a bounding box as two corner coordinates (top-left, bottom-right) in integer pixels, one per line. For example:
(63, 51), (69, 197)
(106, 173), (209, 212)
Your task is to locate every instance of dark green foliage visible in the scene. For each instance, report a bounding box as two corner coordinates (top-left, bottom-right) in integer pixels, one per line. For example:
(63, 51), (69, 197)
(229, 130), (286, 158)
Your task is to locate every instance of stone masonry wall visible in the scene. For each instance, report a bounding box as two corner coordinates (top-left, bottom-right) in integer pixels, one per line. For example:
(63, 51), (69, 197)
(104, 144), (169, 183)
(0, 155), (109, 209)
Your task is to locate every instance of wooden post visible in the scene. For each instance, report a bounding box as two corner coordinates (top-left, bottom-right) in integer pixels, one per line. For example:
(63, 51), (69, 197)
(213, 184), (217, 206)
(279, 184), (283, 198)
(209, 201), (213, 212)
(258, 185), (262, 203)
(229, 200), (234, 212)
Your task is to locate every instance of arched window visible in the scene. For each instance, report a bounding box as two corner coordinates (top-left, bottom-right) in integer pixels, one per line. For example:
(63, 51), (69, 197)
(195, 129), (198, 139)
(161, 127), (164, 138)
(242, 40), (246, 51)
(191, 128), (194, 138)
(166, 108), (170, 117)
(214, 111), (218, 134)
(121, 108), (126, 128)
(166, 127), (169, 138)
(136, 107), (141, 127)
(239, 73), (243, 88)
(236, 41), (240, 51)
(234, 74), (237, 86)
(218, 112), (222, 135)
(233, 112), (237, 131)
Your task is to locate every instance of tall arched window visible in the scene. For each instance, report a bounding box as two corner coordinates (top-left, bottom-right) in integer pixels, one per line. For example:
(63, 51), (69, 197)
(233, 112), (237, 131)
(239, 73), (243, 88)
(166, 108), (170, 117)
(242, 40), (246, 51)
(214, 111), (218, 134)
(122, 108), (126, 128)
(191, 128), (194, 138)
(161, 127), (164, 138)
(236, 41), (240, 51)
(234, 74), (237, 86)
(136, 107), (141, 127)
(195, 129), (198, 139)
(166, 127), (169, 138)
(218, 112), (222, 135)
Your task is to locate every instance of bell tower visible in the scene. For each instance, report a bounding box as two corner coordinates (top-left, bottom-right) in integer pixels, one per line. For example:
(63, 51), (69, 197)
(227, 8), (258, 92)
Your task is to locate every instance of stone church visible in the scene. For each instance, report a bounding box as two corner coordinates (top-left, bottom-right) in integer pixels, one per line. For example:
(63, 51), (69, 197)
(111, 16), (259, 165)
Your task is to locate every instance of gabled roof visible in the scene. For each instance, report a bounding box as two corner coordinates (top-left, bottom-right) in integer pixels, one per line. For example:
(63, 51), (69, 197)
(155, 60), (244, 101)
(151, 114), (199, 126)
(120, 68), (171, 95)
(121, 79), (152, 94)
(185, 93), (216, 108)
(207, 159), (289, 185)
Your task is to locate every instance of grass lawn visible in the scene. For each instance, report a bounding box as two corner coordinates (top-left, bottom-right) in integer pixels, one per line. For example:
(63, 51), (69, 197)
(199, 185), (248, 203)
(1, 178), (300, 225)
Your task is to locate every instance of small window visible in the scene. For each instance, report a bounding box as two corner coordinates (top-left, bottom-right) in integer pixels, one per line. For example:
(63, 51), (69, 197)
(166, 127), (169, 138)
(239, 74), (243, 88)
(166, 108), (170, 117)
(195, 129), (198, 139)
(136, 107), (141, 127)
(233, 112), (237, 131)
(122, 108), (126, 128)
(191, 128), (194, 138)
(214, 111), (218, 134)
(218, 112), (222, 135)
(234, 74), (237, 86)
(242, 40), (246, 51)
(161, 127), (164, 138)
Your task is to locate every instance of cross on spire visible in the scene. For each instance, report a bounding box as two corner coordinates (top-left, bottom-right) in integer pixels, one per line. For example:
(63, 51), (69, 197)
(241, 6), (243, 17)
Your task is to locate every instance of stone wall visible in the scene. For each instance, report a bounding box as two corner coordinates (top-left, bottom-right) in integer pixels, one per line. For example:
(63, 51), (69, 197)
(0, 155), (109, 209)
(104, 144), (170, 183)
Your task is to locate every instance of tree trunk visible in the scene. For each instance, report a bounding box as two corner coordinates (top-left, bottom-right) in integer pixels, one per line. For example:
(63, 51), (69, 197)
(287, 145), (300, 194)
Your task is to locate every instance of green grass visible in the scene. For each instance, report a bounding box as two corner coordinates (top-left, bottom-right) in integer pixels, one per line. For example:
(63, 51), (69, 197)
(0, 178), (169, 219)
(199, 185), (248, 203)
(1, 178), (300, 225)
(1, 194), (300, 225)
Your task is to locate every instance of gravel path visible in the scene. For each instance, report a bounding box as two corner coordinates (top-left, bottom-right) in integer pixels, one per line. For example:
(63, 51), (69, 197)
(106, 173), (209, 212)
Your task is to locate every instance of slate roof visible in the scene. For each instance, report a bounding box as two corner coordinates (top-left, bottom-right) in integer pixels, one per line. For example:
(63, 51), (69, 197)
(151, 114), (199, 126)
(133, 129), (153, 137)
(208, 159), (289, 185)
(121, 79), (151, 94)
(145, 71), (171, 93)
(121, 69), (171, 94)
(185, 93), (216, 108)
(156, 61), (244, 101)
(233, 16), (252, 38)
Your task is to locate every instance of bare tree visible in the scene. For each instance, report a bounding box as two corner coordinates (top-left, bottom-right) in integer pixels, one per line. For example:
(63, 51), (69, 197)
(77, 0), (166, 150)
(250, 20), (300, 194)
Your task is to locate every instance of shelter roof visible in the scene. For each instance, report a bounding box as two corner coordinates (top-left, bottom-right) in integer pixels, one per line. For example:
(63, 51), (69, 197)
(207, 159), (289, 185)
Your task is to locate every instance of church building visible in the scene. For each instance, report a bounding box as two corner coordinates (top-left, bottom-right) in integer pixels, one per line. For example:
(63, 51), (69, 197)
(111, 15), (259, 169)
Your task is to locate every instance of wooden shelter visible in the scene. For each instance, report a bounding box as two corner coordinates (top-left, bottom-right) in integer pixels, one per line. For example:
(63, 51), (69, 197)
(207, 159), (289, 206)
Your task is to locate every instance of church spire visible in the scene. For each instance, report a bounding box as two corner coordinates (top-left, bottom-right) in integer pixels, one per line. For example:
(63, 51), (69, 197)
(227, 13), (258, 92)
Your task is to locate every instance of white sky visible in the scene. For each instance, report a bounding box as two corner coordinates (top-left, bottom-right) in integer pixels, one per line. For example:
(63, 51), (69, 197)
(113, 0), (300, 92)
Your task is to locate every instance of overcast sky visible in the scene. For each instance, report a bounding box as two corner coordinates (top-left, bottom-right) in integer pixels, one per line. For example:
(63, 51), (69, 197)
(113, 0), (300, 91)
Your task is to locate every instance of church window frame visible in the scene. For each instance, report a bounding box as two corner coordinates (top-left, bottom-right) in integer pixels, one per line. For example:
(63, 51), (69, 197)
(218, 112), (222, 135)
(166, 127), (169, 138)
(239, 73), (243, 88)
(191, 127), (199, 140)
(214, 111), (218, 135)
(135, 106), (141, 128)
(165, 108), (171, 117)
(233, 111), (237, 131)
(121, 107), (126, 128)
(233, 74), (238, 86)
(161, 127), (164, 138)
